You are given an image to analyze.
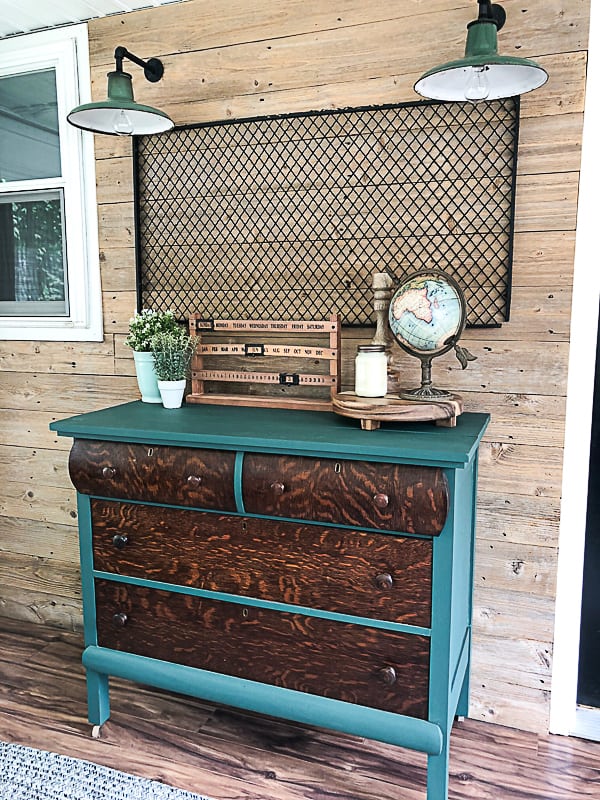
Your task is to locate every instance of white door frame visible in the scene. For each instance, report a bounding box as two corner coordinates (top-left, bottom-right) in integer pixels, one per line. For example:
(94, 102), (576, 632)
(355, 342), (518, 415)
(550, 1), (600, 737)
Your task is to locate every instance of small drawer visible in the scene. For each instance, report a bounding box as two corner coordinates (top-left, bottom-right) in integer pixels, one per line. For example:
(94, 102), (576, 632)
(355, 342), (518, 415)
(242, 453), (448, 535)
(91, 500), (432, 625)
(69, 440), (236, 510)
(95, 580), (430, 718)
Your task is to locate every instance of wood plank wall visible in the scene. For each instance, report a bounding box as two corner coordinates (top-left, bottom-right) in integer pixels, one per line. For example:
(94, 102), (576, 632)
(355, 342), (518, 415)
(0, 0), (590, 735)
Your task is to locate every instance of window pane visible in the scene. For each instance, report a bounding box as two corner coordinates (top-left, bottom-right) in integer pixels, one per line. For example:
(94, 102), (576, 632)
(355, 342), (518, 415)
(0, 69), (61, 181)
(0, 190), (68, 316)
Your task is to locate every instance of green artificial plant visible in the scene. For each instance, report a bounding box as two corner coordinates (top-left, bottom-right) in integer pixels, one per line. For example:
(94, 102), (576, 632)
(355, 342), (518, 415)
(150, 330), (197, 382)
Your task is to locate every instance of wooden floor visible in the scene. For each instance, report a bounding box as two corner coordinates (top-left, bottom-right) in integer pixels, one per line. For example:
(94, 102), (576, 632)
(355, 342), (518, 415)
(0, 616), (598, 800)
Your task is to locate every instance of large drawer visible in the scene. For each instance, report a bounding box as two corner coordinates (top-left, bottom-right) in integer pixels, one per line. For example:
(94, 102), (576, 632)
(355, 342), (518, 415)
(69, 440), (236, 510)
(242, 453), (448, 535)
(91, 500), (432, 626)
(95, 580), (430, 718)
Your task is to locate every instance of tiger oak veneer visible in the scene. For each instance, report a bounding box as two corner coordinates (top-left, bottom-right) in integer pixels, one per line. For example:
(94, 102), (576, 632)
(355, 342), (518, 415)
(51, 401), (489, 800)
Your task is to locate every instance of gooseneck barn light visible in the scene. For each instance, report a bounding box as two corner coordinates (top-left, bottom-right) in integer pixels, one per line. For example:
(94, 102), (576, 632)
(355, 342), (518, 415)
(67, 46), (174, 135)
(414, 0), (548, 102)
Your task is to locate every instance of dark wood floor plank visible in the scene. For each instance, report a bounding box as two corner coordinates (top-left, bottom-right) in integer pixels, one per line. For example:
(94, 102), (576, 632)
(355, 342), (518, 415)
(537, 733), (600, 771)
(0, 615), (599, 800)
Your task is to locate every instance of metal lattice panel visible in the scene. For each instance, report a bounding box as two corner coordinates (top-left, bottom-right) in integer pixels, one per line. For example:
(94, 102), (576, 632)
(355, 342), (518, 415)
(134, 99), (518, 327)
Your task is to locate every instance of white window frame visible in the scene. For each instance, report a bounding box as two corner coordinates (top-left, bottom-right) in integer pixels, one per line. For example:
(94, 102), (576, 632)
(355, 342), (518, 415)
(0, 24), (102, 341)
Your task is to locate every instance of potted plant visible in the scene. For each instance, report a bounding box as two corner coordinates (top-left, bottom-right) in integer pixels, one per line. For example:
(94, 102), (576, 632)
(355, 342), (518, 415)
(125, 309), (181, 403)
(150, 329), (197, 408)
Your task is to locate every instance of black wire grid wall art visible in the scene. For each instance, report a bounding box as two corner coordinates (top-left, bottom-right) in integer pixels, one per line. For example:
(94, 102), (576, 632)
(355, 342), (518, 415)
(134, 98), (518, 327)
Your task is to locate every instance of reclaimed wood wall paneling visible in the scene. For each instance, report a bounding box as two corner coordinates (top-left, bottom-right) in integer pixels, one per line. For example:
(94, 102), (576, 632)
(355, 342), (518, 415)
(0, 0), (591, 734)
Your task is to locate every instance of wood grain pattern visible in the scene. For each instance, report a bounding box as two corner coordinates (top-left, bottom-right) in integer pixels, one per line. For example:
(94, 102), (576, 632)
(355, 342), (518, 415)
(243, 453), (448, 535)
(0, 552), (81, 628)
(87, 1), (587, 106)
(0, 340), (114, 375)
(0, 515), (79, 561)
(3, 616), (600, 800)
(0, 0), (592, 739)
(0, 480), (76, 527)
(90, 500), (433, 625)
(0, 444), (70, 489)
(332, 392), (462, 428)
(69, 440), (236, 511)
(94, 580), (430, 718)
(0, 409), (73, 450)
(513, 172), (580, 233)
(517, 113), (583, 175)
(0, 372), (138, 414)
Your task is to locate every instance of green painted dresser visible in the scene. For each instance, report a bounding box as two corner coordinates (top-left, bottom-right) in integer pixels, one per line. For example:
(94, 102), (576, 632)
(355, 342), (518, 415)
(51, 402), (489, 800)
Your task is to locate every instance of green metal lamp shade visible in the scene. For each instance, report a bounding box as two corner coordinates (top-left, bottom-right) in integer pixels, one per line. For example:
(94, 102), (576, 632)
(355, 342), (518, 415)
(67, 71), (174, 136)
(414, 16), (548, 102)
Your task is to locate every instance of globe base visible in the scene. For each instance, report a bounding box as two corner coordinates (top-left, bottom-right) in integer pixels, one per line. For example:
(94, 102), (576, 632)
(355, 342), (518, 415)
(400, 385), (454, 402)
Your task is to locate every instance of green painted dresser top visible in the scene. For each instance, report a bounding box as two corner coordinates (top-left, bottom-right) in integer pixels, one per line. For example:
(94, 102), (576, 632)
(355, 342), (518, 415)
(50, 402), (489, 468)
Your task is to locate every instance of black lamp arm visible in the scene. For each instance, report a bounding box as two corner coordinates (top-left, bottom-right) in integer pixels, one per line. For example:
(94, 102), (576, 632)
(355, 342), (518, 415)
(113, 46), (165, 83)
(476, 1), (507, 30)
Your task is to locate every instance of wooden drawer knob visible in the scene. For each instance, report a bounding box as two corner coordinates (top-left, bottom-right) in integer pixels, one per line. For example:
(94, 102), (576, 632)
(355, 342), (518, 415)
(373, 493), (389, 509)
(187, 475), (202, 488)
(375, 572), (394, 590)
(112, 534), (128, 549)
(379, 666), (397, 686)
(270, 481), (285, 495)
(112, 612), (128, 628)
(102, 466), (116, 479)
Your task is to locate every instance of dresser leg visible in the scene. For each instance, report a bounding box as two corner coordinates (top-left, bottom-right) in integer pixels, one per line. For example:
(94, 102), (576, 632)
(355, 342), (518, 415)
(426, 736), (449, 800)
(86, 668), (110, 727)
(456, 663), (470, 719)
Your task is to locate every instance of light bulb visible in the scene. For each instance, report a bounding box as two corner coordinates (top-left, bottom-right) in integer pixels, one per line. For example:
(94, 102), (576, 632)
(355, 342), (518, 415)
(464, 67), (490, 102)
(114, 109), (134, 135)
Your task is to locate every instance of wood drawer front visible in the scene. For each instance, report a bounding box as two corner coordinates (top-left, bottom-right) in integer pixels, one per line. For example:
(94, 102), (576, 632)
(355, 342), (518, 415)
(95, 581), (430, 718)
(242, 453), (448, 535)
(91, 500), (432, 626)
(69, 440), (236, 510)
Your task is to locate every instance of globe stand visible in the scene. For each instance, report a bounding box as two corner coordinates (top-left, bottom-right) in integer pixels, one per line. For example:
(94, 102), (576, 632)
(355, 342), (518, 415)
(400, 356), (453, 402)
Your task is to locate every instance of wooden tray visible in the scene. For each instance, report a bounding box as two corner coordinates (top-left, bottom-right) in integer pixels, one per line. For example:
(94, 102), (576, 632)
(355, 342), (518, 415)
(332, 391), (463, 430)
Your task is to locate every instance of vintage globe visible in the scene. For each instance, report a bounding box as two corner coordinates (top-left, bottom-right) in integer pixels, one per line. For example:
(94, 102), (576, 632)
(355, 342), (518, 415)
(388, 270), (468, 400)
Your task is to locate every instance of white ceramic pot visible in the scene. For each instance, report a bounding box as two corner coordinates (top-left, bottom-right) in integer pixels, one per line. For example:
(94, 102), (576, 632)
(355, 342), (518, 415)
(133, 350), (161, 403)
(157, 379), (187, 409)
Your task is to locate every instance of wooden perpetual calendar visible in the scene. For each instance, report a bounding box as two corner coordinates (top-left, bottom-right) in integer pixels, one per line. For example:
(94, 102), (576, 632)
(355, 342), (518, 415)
(187, 313), (341, 412)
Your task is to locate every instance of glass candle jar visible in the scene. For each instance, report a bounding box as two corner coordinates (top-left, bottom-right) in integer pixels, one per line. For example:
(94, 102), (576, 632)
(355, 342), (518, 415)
(354, 344), (388, 397)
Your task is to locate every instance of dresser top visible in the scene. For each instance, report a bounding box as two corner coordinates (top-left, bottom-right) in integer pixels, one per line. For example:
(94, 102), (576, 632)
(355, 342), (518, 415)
(50, 400), (489, 466)
(51, 402), (489, 468)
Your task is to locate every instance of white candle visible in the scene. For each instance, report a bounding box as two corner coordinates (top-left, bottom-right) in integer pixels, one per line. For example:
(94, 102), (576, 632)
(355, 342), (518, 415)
(355, 345), (388, 397)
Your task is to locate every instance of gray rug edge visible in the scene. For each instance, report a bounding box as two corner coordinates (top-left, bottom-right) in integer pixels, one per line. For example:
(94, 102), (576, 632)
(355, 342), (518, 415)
(0, 740), (214, 800)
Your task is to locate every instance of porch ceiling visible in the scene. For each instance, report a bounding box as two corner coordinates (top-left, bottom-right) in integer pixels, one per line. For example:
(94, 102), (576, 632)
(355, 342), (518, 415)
(0, 0), (186, 39)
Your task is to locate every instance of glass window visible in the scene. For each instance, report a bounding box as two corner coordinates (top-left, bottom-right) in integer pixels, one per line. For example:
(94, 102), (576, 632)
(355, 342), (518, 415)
(0, 190), (67, 315)
(0, 69), (61, 181)
(0, 25), (102, 341)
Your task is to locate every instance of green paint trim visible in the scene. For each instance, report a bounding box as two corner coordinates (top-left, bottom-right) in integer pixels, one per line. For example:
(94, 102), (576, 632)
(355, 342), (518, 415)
(233, 452), (245, 513)
(83, 494), (433, 540)
(450, 627), (471, 704)
(82, 646), (443, 755)
(92, 571), (432, 637)
(76, 494), (98, 648)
